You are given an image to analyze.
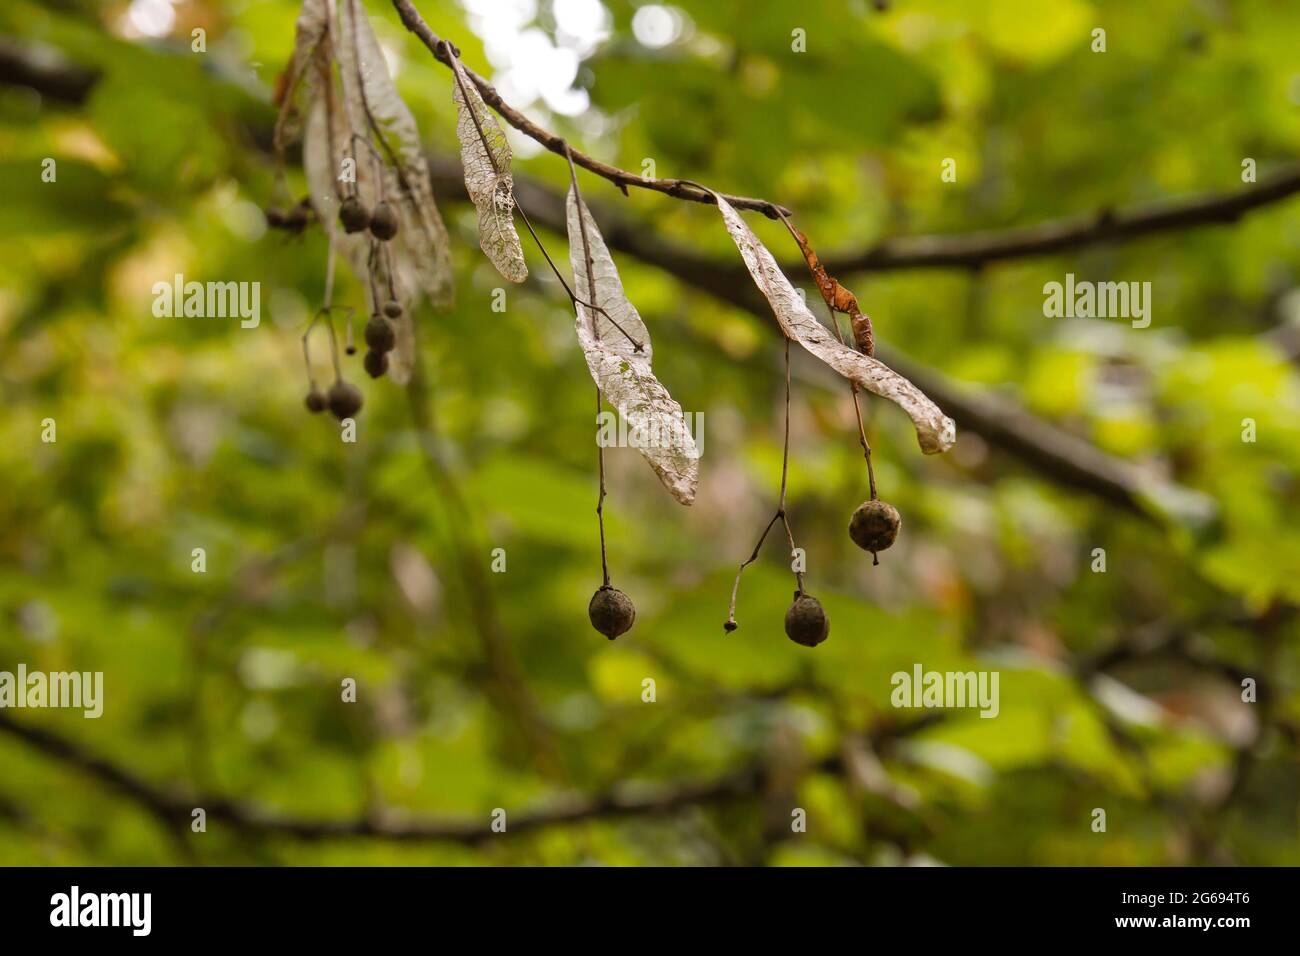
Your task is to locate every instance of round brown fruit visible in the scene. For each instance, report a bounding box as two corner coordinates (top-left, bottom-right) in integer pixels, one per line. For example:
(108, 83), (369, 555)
(338, 197), (370, 234)
(784, 592), (829, 648)
(368, 201), (399, 241)
(849, 499), (901, 557)
(382, 301), (403, 319)
(588, 586), (635, 640)
(327, 380), (363, 420)
(363, 349), (388, 379)
(304, 388), (326, 413)
(364, 315), (396, 353)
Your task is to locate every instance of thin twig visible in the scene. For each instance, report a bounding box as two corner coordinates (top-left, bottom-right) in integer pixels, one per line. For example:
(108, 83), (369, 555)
(567, 147), (613, 588)
(12, 38), (1300, 272)
(392, 0), (789, 219)
(725, 338), (804, 631)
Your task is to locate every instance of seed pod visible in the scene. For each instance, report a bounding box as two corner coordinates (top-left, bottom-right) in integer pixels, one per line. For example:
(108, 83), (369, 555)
(304, 388), (326, 414)
(588, 586), (635, 640)
(364, 315), (396, 353)
(784, 592), (829, 648)
(848, 499), (901, 560)
(850, 310), (875, 357)
(265, 207), (288, 228)
(363, 349), (388, 379)
(285, 203), (310, 231)
(338, 197), (370, 234)
(383, 301), (403, 319)
(327, 380), (363, 420)
(369, 201), (399, 241)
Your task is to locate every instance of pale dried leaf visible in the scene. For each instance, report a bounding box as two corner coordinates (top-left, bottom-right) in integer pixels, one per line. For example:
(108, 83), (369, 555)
(567, 186), (698, 505)
(338, 0), (454, 308)
(451, 57), (527, 284)
(712, 194), (956, 454)
(273, 0), (330, 153)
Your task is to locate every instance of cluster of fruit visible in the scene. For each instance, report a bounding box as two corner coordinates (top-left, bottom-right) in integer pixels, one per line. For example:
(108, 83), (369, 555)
(782, 499), (901, 647)
(584, 499), (902, 646)
(297, 196), (409, 422)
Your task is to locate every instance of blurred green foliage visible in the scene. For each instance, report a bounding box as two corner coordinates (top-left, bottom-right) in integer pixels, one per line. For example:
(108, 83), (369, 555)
(0, 0), (1297, 865)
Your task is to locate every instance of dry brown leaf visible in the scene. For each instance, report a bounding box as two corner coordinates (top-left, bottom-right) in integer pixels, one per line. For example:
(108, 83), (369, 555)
(567, 186), (699, 505)
(273, 0), (330, 155)
(712, 193), (956, 454)
(785, 219), (875, 357)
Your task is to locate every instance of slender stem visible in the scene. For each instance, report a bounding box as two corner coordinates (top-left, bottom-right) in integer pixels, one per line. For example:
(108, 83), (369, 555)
(595, 387), (610, 588)
(323, 242), (336, 310)
(568, 149), (601, 342)
(365, 239), (381, 313)
(724, 512), (781, 632)
(776, 338), (805, 593)
(725, 339), (804, 631)
(852, 388), (877, 501)
(828, 310), (879, 501)
(513, 201), (643, 352)
(301, 325), (318, 391)
(325, 311), (342, 380)
(381, 241), (398, 301)
(566, 146), (613, 588)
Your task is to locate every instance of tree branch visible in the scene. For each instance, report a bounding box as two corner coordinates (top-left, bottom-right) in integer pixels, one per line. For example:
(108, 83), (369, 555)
(426, 159), (1217, 524)
(389, 0), (788, 220)
(0, 36), (1225, 518)
(0, 38), (97, 103)
(7, 34), (1297, 273)
(0, 708), (855, 844)
(809, 167), (1300, 275)
(388, 2), (1300, 273)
